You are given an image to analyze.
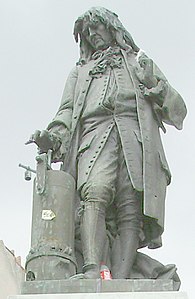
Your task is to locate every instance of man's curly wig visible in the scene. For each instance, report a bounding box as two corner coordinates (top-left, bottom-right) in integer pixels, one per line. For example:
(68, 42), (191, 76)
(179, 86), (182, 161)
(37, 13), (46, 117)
(73, 7), (139, 63)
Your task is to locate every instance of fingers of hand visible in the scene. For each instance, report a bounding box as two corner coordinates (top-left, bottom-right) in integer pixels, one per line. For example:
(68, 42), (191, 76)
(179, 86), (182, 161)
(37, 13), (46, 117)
(25, 130), (41, 145)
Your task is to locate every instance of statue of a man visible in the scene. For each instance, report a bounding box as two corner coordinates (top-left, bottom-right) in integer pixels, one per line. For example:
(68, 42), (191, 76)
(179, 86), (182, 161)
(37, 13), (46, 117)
(31, 7), (187, 279)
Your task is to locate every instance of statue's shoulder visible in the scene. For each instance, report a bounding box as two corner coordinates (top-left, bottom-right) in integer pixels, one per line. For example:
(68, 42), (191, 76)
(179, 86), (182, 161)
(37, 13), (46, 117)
(75, 60), (96, 79)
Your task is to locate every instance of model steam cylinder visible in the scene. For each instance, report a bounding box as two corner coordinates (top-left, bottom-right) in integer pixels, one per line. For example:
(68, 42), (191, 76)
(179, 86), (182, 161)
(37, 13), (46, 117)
(25, 153), (77, 281)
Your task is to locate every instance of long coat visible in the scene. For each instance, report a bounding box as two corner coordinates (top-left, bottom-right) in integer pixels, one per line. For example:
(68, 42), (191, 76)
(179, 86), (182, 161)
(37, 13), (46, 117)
(48, 49), (187, 246)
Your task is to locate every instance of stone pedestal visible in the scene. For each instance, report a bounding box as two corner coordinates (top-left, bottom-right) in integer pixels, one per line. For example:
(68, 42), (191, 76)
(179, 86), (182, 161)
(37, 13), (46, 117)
(8, 292), (189, 299)
(21, 279), (178, 294)
(9, 279), (189, 299)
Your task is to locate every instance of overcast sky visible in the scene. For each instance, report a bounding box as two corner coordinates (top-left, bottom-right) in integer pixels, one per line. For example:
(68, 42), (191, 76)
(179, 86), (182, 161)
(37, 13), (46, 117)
(0, 0), (194, 297)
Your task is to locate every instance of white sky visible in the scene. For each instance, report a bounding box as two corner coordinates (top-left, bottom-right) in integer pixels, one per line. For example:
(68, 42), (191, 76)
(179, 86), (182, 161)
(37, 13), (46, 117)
(0, 0), (194, 298)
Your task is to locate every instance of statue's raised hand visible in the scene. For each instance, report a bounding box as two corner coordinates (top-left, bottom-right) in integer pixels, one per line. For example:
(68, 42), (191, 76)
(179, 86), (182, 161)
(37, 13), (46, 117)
(26, 130), (61, 154)
(135, 54), (157, 89)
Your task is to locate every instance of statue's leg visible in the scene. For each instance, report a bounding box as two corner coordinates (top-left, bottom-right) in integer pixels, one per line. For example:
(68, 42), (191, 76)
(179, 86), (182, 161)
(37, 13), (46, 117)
(112, 228), (139, 279)
(78, 127), (119, 278)
(80, 200), (107, 278)
(80, 177), (117, 278)
(112, 152), (143, 279)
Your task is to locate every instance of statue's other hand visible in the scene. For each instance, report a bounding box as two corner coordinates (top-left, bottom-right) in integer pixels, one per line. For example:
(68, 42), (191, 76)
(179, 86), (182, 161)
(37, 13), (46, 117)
(135, 55), (158, 89)
(25, 130), (61, 153)
(143, 80), (167, 107)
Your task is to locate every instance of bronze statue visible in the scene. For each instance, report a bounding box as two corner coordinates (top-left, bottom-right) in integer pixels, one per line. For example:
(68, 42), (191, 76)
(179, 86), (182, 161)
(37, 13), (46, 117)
(29, 7), (187, 280)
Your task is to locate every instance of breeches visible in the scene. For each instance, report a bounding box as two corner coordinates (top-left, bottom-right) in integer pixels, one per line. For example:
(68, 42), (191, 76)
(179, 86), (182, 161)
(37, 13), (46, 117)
(79, 126), (142, 234)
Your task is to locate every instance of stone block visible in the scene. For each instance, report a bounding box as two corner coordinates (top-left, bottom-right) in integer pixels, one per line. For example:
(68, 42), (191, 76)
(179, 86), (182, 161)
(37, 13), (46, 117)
(22, 279), (177, 294)
(0, 240), (25, 299)
(8, 291), (189, 299)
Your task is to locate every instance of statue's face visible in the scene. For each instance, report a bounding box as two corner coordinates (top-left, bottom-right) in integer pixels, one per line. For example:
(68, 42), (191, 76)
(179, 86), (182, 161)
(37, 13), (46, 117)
(85, 20), (113, 51)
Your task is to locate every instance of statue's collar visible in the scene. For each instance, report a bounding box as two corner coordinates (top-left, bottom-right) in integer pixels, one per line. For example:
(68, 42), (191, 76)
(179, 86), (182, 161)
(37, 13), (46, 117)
(91, 46), (121, 60)
(89, 46), (123, 78)
(88, 46), (136, 78)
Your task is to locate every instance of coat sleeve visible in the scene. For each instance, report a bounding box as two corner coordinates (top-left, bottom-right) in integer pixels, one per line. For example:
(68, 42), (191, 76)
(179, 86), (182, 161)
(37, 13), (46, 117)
(153, 63), (187, 130)
(135, 50), (187, 130)
(47, 66), (78, 131)
(46, 66), (78, 161)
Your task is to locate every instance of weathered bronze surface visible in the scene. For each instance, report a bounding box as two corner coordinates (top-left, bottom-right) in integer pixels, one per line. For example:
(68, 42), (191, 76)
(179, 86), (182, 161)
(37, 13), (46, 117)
(24, 6), (187, 287)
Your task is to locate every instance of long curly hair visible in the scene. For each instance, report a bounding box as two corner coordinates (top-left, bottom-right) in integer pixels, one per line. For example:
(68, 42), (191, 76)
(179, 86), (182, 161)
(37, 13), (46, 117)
(73, 7), (140, 64)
